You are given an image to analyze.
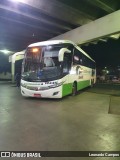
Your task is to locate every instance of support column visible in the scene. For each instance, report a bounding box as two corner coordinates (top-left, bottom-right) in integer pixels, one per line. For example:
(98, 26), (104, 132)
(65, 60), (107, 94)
(10, 50), (25, 83)
(11, 62), (15, 83)
(11, 54), (16, 83)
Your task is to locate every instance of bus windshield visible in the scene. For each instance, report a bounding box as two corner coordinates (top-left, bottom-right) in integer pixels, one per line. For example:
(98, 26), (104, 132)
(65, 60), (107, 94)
(22, 44), (66, 82)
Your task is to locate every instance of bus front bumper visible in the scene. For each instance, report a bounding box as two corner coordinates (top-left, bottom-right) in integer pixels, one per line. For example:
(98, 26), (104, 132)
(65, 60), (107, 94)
(21, 86), (62, 98)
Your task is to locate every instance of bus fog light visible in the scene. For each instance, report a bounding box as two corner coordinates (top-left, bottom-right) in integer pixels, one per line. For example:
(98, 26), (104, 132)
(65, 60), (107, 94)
(53, 91), (59, 96)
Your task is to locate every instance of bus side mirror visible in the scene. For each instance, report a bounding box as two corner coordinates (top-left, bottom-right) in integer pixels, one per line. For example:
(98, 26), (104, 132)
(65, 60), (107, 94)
(58, 48), (71, 62)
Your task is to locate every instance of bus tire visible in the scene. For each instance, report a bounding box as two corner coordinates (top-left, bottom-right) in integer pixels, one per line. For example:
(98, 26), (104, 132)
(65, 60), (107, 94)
(72, 82), (77, 96)
(90, 79), (94, 88)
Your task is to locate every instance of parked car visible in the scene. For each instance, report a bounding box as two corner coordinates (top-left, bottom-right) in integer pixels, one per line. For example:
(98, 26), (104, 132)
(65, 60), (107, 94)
(112, 76), (119, 83)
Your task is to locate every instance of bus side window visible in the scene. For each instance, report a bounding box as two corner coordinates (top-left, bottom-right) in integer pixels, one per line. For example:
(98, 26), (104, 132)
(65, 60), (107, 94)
(63, 53), (72, 73)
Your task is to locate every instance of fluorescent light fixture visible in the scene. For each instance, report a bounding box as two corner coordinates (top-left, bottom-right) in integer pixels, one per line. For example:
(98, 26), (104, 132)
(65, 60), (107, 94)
(0, 50), (11, 54)
(110, 34), (120, 39)
(10, 0), (25, 3)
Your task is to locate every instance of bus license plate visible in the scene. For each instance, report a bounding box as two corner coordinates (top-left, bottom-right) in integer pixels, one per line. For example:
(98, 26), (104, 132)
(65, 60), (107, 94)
(34, 94), (41, 97)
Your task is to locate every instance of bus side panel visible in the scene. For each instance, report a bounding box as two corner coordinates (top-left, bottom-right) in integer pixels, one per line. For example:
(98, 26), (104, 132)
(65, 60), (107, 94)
(77, 80), (90, 91)
(62, 83), (72, 97)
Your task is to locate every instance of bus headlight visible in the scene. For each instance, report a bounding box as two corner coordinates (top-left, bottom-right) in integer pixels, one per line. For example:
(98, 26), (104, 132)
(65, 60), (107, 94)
(49, 81), (63, 88)
(21, 83), (27, 88)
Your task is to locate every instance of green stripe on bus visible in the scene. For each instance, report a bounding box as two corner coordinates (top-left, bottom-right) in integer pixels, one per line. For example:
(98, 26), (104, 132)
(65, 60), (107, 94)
(77, 80), (90, 90)
(62, 80), (90, 97)
(62, 83), (72, 97)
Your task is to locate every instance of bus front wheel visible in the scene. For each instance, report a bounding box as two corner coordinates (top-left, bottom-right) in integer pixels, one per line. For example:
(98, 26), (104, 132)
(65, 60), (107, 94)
(72, 82), (77, 96)
(91, 79), (94, 88)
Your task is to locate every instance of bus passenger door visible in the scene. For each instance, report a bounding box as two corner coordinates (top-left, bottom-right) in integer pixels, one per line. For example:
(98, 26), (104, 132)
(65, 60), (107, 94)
(62, 53), (72, 96)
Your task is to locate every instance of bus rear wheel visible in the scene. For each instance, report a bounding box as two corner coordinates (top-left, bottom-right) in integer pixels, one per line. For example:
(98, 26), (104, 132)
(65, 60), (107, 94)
(72, 82), (77, 96)
(90, 79), (94, 88)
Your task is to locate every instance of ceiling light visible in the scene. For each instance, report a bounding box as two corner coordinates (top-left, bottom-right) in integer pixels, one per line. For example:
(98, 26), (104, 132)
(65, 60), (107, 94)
(10, 0), (25, 3)
(0, 50), (11, 54)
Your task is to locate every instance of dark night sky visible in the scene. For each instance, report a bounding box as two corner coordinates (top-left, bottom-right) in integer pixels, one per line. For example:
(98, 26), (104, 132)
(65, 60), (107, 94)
(82, 38), (120, 68)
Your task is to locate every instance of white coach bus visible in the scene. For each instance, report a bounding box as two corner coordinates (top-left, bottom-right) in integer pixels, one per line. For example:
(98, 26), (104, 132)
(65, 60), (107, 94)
(21, 40), (96, 98)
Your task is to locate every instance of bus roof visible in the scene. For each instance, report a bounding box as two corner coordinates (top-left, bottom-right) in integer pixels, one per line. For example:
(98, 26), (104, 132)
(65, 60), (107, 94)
(28, 40), (95, 62)
(28, 40), (75, 47)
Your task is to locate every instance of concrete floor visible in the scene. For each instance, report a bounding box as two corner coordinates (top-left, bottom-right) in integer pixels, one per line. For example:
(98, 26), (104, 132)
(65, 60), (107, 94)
(0, 82), (120, 160)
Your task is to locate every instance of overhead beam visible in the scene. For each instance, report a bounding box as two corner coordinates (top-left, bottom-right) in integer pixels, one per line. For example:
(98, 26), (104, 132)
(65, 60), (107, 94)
(87, 0), (115, 13)
(0, 17), (61, 35)
(0, 17), (56, 38)
(50, 10), (120, 45)
(16, 0), (94, 25)
(0, 3), (71, 31)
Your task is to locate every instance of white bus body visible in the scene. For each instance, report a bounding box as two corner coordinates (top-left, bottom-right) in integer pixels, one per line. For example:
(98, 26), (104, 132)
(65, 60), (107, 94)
(21, 40), (96, 98)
